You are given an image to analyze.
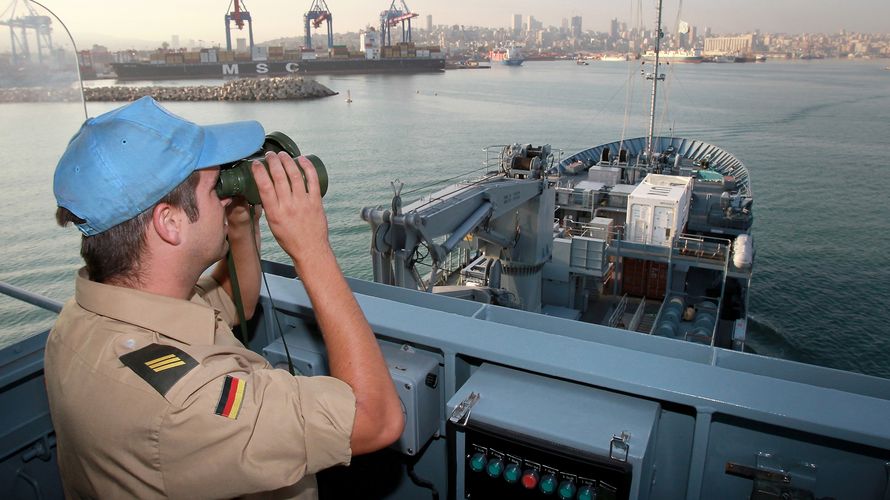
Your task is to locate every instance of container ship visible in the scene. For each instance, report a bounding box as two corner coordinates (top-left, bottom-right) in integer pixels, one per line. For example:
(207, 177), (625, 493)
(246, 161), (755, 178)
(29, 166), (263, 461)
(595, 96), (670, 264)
(110, 42), (444, 80)
(97, 1), (448, 80)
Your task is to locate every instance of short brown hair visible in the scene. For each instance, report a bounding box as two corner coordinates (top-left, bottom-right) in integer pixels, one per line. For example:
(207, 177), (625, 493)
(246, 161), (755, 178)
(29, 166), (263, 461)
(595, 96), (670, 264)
(57, 172), (202, 285)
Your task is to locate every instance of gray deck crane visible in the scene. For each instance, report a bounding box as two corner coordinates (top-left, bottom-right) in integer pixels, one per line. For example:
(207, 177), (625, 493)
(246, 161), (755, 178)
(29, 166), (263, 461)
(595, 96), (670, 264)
(362, 144), (555, 312)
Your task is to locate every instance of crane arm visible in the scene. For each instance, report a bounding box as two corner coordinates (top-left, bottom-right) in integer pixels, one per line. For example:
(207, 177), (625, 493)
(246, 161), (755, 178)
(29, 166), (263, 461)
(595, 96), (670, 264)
(312, 12), (329, 29)
(362, 177), (544, 290)
(387, 12), (418, 26)
(231, 0), (245, 29)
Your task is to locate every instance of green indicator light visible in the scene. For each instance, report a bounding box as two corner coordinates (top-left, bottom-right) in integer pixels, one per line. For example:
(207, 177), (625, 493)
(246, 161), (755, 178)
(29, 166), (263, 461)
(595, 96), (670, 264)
(504, 463), (521, 483)
(577, 485), (595, 500)
(486, 458), (504, 478)
(559, 480), (577, 499)
(469, 453), (486, 473)
(540, 474), (557, 495)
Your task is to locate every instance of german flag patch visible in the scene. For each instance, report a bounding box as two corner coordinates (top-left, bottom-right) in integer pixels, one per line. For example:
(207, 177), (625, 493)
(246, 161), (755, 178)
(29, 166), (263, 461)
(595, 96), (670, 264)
(215, 375), (246, 419)
(119, 344), (198, 396)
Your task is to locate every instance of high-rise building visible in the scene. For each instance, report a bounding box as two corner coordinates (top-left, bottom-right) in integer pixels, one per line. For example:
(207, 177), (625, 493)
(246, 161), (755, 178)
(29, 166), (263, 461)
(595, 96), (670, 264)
(512, 14), (523, 34)
(678, 20), (690, 49)
(610, 18), (619, 39)
(561, 18), (569, 33)
(171, 35), (180, 49)
(571, 16), (582, 38)
(426, 14), (432, 31)
(527, 15), (536, 33)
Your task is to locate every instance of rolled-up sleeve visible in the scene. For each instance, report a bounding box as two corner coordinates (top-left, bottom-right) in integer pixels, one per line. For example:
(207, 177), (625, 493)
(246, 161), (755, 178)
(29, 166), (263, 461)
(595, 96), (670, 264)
(159, 363), (356, 498)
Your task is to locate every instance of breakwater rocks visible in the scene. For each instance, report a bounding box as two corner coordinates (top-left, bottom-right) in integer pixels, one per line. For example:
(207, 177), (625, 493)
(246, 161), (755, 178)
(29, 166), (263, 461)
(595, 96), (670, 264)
(0, 77), (337, 103)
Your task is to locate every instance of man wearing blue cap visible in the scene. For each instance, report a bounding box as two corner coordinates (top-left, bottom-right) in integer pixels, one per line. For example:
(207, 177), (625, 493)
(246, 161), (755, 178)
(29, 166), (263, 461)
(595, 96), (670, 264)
(45, 96), (404, 498)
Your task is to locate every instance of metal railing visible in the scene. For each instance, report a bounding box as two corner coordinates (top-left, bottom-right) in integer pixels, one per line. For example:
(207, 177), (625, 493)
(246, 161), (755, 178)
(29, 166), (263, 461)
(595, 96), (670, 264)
(607, 293), (628, 328)
(628, 296), (648, 332)
(0, 281), (63, 314)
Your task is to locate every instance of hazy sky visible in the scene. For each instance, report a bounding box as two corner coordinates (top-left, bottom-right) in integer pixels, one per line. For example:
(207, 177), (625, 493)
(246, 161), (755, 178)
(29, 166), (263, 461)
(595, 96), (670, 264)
(5, 0), (889, 50)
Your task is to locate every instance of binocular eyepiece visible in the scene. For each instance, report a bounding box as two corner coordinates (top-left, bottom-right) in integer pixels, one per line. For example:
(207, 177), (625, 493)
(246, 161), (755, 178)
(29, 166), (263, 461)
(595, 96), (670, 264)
(215, 131), (328, 205)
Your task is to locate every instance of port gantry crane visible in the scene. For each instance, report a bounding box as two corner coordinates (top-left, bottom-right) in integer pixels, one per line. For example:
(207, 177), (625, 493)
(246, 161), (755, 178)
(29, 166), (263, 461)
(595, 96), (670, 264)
(379, 0), (418, 46)
(303, 0), (333, 50)
(0, 0), (53, 64)
(224, 0), (254, 53)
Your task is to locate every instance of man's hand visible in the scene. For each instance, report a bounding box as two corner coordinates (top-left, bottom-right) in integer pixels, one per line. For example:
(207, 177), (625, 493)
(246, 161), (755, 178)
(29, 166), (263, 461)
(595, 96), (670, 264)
(224, 196), (262, 243)
(252, 151), (331, 269)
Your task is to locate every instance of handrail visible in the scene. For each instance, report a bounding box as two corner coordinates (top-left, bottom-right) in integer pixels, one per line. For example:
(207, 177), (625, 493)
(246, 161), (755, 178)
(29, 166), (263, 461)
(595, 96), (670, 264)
(0, 281), (64, 314)
(607, 293), (628, 328)
(628, 296), (647, 332)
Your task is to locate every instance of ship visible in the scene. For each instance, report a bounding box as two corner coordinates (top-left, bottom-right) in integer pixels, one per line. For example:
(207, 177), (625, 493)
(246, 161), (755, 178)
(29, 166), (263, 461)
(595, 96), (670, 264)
(643, 48), (703, 63)
(110, 43), (444, 80)
(600, 54), (630, 62)
(110, 56), (445, 80)
(104, 1), (445, 81)
(4, 2), (890, 499)
(489, 45), (525, 66)
(373, 136), (753, 348)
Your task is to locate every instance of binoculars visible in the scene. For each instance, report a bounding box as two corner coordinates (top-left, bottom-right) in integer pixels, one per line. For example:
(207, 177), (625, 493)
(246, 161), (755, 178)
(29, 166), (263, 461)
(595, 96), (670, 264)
(216, 131), (328, 205)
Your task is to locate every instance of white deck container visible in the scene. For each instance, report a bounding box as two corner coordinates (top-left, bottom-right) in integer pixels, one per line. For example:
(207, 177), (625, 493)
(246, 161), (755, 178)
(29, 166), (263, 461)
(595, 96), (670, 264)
(625, 174), (693, 246)
(587, 165), (622, 186)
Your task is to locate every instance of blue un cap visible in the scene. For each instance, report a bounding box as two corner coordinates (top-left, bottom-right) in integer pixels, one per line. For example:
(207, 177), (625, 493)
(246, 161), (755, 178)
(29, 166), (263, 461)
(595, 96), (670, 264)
(53, 96), (265, 235)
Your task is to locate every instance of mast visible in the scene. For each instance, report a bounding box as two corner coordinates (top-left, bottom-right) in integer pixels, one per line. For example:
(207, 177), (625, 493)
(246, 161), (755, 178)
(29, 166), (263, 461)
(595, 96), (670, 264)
(645, 0), (665, 160)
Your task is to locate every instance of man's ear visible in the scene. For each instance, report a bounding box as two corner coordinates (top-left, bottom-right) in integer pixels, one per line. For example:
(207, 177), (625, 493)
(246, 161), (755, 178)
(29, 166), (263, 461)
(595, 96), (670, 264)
(152, 203), (182, 245)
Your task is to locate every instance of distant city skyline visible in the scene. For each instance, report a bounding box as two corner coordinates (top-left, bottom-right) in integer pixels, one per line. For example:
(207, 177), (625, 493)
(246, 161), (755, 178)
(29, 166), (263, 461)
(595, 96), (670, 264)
(2, 0), (889, 51)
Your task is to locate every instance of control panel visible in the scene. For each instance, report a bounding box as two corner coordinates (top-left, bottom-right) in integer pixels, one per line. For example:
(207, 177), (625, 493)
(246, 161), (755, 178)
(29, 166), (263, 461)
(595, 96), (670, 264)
(464, 425), (630, 499)
(447, 364), (660, 499)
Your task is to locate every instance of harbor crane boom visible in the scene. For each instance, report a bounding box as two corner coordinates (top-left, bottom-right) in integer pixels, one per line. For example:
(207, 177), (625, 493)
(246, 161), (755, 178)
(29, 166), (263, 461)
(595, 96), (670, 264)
(379, 0), (418, 46)
(224, 0), (254, 53)
(303, 0), (333, 49)
(0, 0), (53, 64)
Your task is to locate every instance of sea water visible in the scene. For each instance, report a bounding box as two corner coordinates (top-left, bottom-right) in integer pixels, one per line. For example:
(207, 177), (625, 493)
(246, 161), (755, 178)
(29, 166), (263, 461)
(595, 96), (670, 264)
(2, 60), (888, 378)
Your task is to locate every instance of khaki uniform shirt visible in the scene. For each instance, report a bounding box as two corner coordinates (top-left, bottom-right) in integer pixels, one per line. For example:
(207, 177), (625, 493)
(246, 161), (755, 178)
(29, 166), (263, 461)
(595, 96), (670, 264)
(45, 269), (356, 499)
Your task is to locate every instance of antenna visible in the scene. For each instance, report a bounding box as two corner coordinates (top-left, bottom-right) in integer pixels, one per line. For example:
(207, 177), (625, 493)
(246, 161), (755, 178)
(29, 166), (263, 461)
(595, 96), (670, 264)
(645, 0), (666, 161)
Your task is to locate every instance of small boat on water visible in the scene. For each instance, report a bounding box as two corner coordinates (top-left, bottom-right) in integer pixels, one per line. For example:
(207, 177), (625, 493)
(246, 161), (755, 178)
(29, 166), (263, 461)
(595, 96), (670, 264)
(711, 55), (736, 63)
(489, 45), (525, 66)
(345, 89), (353, 103)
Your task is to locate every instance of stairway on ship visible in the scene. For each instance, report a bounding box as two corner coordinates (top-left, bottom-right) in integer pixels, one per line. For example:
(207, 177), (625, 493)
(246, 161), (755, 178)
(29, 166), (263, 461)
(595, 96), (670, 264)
(635, 312), (657, 334)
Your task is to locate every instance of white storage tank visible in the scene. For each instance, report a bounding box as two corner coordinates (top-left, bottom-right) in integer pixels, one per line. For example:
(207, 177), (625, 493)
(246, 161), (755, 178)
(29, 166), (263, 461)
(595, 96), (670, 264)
(625, 174), (693, 246)
(732, 233), (753, 269)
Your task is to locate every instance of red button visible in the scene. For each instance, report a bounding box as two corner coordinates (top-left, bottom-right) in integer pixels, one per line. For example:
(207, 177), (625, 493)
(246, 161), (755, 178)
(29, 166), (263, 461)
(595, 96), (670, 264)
(521, 470), (539, 489)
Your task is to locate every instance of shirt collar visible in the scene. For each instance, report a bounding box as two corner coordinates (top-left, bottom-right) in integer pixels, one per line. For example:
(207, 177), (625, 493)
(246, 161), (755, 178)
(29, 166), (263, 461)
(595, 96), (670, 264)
(74, 268), (217, 346)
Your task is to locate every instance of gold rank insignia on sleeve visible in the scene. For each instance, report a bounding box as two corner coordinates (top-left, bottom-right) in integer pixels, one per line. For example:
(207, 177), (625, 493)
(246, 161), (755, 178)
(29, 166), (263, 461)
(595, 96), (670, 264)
(119, 343), (198, 396)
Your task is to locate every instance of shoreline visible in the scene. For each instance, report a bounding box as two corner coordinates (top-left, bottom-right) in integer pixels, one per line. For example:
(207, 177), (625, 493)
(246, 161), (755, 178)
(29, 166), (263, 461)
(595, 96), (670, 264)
(0, 76), (337, 103)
